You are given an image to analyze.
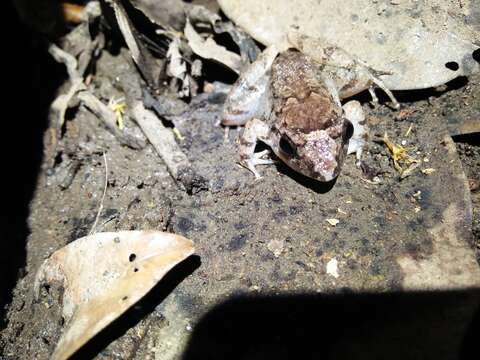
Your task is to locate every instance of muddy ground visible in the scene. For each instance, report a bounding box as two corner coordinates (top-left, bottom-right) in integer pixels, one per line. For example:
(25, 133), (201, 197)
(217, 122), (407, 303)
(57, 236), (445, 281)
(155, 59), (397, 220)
(1, 4), (480, 360)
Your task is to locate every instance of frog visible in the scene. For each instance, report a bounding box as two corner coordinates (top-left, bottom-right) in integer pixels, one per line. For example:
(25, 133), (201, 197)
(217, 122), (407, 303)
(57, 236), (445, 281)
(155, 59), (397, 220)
(222, 34), (390, 181)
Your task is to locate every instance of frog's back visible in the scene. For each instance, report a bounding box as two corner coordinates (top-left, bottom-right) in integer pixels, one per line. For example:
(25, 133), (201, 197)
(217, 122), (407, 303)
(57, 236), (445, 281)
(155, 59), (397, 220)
(271, 51), (342, 135)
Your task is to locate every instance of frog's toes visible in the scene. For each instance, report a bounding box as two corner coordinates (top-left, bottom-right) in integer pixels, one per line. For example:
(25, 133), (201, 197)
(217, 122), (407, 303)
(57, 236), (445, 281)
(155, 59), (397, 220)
(239, 150), (276, 179)
(369, 76), (400, 110)
(368, 87), (379, 107)
(239, 157), (262, 179)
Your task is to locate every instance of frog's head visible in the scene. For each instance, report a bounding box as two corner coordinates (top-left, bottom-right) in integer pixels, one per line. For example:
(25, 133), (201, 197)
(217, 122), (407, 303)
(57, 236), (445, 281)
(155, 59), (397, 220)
(271, 89), (353, 182)
(273, 118), (353, 182)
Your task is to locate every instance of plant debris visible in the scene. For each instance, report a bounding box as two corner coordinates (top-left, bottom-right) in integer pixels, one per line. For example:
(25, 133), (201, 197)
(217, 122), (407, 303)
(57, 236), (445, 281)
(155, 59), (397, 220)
(34, 231), (194, 360)
(3, 1), (480, 359)
(218, 0), (480, 90)
(383, 132), (419, 177)
(326, 218), (340, 227)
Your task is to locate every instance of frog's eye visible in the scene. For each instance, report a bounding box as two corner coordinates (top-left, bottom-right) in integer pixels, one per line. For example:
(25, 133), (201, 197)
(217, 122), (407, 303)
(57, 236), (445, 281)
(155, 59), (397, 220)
(344, 120), (354, 141)
(279, 135), (297, 158)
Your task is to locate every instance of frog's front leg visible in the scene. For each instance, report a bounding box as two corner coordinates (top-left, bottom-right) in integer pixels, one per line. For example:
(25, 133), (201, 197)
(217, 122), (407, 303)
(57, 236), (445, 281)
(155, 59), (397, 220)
(343, 100), (368, 163)
(238, 118), (274, 179)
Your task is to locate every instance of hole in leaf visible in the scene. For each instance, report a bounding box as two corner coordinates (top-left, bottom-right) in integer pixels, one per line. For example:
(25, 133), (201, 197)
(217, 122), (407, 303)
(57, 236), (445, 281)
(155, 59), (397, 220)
(445, 61), (459, 71)
(129, 253), (136, 262)
(473, 49), (480, 63)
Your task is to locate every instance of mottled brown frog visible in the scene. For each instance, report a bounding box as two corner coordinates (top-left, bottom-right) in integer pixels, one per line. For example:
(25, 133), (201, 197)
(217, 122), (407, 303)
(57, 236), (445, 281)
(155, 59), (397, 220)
(223, 44), (370, 181)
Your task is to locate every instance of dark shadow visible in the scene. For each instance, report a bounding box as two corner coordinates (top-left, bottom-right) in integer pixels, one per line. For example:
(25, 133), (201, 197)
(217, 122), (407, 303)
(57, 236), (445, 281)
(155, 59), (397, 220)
(348, 76), (470, 108)
(70, 255), (200, 359)
(183, 289), (480, 360)
(452, 133), (480, 147)
(276, 161), (337, 193)
(0, 3), (64, 326)
(246, 142), (337, 193)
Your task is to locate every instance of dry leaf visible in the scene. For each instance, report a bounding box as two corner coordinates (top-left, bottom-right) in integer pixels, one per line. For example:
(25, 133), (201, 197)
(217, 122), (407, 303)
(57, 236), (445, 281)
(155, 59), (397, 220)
(218, 0), (479, 90)
(34, 230), (194, 360)
(184, 19), (242, 74)
(167, 37), (191, 97)
(421, 168), (436, 175)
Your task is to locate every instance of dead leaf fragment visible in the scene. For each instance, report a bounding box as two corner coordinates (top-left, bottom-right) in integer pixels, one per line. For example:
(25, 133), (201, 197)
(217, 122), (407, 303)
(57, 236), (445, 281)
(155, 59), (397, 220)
(383, 132), (419, 177)
(325, 218), (339, 226)
(184, 19), (242, 74)
(34, 230), (194, 360)
(218, 0), (479, 90)
(421, 168), (436, 175)
(167, 37), (192, 97)
(108, 0), (162, 89)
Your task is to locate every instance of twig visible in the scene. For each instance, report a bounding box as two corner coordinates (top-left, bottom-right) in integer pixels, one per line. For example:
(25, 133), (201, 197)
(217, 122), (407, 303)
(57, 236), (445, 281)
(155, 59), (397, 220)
(131, 101), (206, 193)
(89, 152), (108, 235)
(77, 91), (146, 149)
(48, 43), (146, 161)
(48, 44), (86, 131)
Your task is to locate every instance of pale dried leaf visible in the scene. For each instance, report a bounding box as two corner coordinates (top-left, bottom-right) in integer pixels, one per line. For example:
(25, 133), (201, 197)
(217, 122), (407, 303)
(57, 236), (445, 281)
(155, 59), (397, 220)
(325, 218), (339, 226)
(34, 230), (194, 360)
(184, 19), (242, 74)
(218, 0), (480, 90)
(167, 38), (190, 97)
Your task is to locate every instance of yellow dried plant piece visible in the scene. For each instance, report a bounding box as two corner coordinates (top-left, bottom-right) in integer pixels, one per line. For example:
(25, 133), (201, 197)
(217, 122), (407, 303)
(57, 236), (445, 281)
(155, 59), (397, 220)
(383, 132), (419, 175)
(108, 97), (127, 130)
(173, 127), (185, 141)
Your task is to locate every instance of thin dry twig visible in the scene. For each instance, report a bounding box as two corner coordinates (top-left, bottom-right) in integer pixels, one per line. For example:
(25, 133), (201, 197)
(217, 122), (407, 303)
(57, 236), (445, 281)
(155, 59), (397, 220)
(77, 91), (146, 149)
(131, 101), (206, 193)
(48, 44), (86, 131)
(89, 152), (108, 235)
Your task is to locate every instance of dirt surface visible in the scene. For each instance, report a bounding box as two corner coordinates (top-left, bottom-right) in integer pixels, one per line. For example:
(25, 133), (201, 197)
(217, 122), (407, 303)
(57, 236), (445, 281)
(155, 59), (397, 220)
(1, 6), (480, 360)
(457, 140), (480, 257)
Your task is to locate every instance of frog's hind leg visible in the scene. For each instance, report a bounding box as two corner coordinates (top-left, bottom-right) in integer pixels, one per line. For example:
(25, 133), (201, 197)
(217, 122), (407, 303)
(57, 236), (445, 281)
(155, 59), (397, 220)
(238, 118), (274, 179)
